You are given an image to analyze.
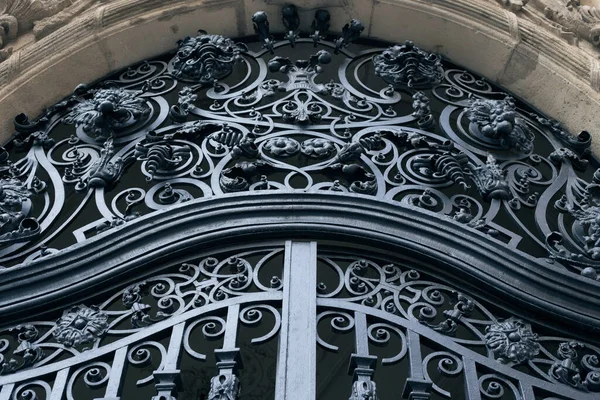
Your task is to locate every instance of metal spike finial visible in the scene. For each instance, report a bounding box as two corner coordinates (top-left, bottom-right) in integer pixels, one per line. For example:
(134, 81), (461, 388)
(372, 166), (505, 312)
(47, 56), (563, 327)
(252, 11), (274, 54)
(282, 4), (300, 47)
(311, 9), (330, 46)
(334, 18), (364, 54)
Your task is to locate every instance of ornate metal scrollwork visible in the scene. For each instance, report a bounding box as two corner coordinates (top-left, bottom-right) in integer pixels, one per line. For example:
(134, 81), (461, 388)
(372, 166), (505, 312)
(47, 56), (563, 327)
(468, 155), (512, 201)
(549, 341), (600, 392)
(52, 305), (108, 348)
(316, 250), (600, 396)
(2, 8), (600, 400)
(372, 41), (443, 88)
(466, 96), (534, 155)
(268, 50), (332, 93)
(168, 33), (246, 83)
(64, 86), (151, 141)
(484, 317), (540, 364)
(0, 5), (598, 299)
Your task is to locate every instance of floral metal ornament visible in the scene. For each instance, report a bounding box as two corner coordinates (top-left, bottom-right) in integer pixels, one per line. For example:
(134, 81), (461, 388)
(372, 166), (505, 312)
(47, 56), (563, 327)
(412, 91), (434, 129)
(263, 137), (300, 157)
(549, 147), (589, 171)
(267, 50), (332, 93)
(530, 113), (591, 155)
(134, 141), (192, 181)
(281, 97), (323, 124)
(549, 341), (600, 392)
(64, 87), (151, 141)
(220, 160), (272, 192)
(282, 4), (300, 47)
(252, 11), (274, 54)
(373, 41), (443, 88)
(168, 33), (246, 83)
(311, 9), (330, 46)
(469, 155), (511, 201)
(208, 373), (240, 400)
(0, 172), (42, 245)
(334, 19), (364, 53)
(484, 317), (540, 364)
(301, 138), (336, 159)
(567, 198), (600, 261)
(0, 325), (44, 375)
(413, 151), (470, 190)
(466, 96), (534, 155)
(169, 86), (198, 122)
(52, 305), (108, 347)
(85, 137), (134, 189)
(545, 171), (600, 277)
(349, 380), (378, 400)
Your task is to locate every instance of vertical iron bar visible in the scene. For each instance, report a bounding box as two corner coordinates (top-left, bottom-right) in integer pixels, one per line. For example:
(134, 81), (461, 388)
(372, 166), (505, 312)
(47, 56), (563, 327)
(354, 311), (369, 356)
(402, 329), (432, 400)
(0, 383), (14, 400)
(275, 240), (317, 400)
(519, 381), (535, 400)
(152, 322), (185, 400)
(348, 311), (378, 399)
(207, 304), (242, 399)
(222, 304), (240, 349)
(95, 346), (127, 400)
(49, 367), (70, 400)
(407, 330), (424, 379)
(463, 357), (482, 400)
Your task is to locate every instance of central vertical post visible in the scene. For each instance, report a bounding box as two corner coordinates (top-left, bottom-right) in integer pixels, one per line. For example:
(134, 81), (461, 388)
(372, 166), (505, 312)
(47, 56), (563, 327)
(275, 240), (317, 400)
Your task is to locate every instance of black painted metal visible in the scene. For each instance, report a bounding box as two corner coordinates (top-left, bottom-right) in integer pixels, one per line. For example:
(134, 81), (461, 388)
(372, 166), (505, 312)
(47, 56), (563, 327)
(0, 7), (599, 400)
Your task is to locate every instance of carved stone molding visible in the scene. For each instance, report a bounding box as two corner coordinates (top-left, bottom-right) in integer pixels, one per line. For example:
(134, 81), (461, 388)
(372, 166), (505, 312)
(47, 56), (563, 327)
(0, 0), (100, 60)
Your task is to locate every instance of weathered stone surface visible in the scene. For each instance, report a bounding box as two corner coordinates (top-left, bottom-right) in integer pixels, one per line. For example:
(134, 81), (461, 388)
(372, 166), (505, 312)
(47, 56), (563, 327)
(0, 0), (97, 57)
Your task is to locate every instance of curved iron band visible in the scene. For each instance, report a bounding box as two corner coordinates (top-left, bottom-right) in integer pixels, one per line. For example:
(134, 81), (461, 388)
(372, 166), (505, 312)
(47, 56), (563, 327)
(0, 192), (598, 336)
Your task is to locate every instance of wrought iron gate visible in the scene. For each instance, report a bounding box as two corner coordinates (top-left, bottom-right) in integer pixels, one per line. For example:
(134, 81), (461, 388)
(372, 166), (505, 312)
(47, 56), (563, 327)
(1, 240), (599, 399)
(1, 5), (600, 399)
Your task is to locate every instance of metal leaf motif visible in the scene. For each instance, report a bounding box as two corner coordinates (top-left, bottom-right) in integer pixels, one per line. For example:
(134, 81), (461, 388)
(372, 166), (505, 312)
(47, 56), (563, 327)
(373, 41), (443, 88)
(0, 172), (42, 245)
(64, 87), (150, 140)
(168, 33), (246, 83)
(469, 155), (511, 201)
(349, 380), (378, 400)
(484, 318), (540, 364)
(52, 305), (108, 347)
(208, 373), (240, 400)
(466, 96), (534, 154)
